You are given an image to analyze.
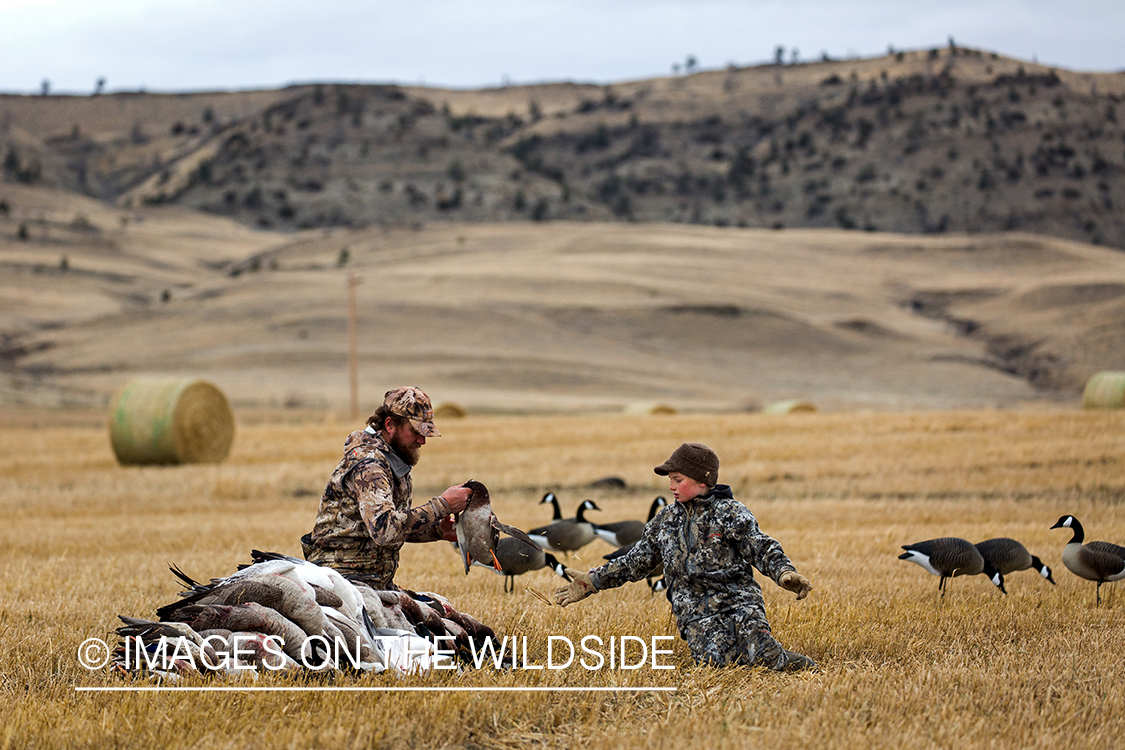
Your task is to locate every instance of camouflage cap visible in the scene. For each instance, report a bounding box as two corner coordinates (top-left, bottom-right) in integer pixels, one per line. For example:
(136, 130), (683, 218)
(654, 442), (719, 485)
(384, 386), (441, 437)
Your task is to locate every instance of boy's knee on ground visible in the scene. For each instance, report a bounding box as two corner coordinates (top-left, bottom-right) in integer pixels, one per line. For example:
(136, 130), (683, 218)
(682, 613), (814, 672)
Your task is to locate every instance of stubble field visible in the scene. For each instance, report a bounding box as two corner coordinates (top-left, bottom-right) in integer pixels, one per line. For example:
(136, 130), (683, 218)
(2, 407), (1124, 749)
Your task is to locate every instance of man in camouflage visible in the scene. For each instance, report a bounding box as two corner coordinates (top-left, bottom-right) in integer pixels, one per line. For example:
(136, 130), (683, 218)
(555, 442), (817, 672)
(301, 386), (471, 590)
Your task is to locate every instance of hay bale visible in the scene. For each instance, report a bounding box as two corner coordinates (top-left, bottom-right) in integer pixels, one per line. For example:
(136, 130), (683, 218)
(624, 402), (678, 416)
(433, 402), (467, 419)
(1082, 371), (1125, 409)
(109, 378), (235, 465)
(763, 399), (817, 415)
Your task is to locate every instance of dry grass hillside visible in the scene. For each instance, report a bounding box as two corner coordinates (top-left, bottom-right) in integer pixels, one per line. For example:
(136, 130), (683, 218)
(3, 180), (1125, 413)
(1, 409), (1123, 749)
(2, 46), (1124, 248)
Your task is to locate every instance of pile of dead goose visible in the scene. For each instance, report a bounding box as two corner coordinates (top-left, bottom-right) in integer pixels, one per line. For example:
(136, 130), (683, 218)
(899, 514), (1125, 606)
(114, 550), (502, 680)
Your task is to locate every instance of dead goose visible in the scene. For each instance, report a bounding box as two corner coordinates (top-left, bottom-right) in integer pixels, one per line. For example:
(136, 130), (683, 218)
(454, 479), (537, 574)
(1050, 515), (1125, 606)
(528, 500), (601, 556)
(116, 616), (222, 669)
(974, 537), (1056, 593)
(899, 537), (1002, 597)
(158, 572), (330, 640)
(369, 627), (455, 674)
(164, 602), (317, 664)
(243, 550), (365, 622)
(473, 536), (571, 592)
(175, 554), (364, 625)
(592, 496), (668, 548)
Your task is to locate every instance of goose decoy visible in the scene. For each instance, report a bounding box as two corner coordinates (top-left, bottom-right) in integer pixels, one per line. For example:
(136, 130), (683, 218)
(1050, 515), (1125, 606)
(974, 537), (1056, 593)
(898, 537), (1002, 597)
(650, 577), (671, 601)
(454, 479), (537, 574)
(592, 496), (668, 548)
(472, 536), (571, 592)
(527, 500), (601, 557)
(528, 492), (563, 536)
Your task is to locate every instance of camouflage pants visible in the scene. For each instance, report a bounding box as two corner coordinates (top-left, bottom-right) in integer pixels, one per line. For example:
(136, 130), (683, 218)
(679, 609), (816, 672)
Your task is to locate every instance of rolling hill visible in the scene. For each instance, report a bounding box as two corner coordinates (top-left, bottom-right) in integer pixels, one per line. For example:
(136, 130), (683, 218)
(2, 45), (1125, 415)
(2, 179), (1123, 413)
(2, 45), (1124, 249)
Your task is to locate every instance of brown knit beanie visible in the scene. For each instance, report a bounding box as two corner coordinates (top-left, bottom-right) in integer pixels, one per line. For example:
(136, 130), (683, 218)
(653, 442), (719, 485)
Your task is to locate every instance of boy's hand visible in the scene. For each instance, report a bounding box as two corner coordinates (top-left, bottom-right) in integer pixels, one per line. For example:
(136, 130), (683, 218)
(554, 568), (597, 606)
(779, 571), (813, 600)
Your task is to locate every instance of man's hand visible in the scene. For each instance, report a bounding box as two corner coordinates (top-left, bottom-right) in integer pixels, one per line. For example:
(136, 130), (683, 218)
(554, 568), (597, 607)
(440, 484), (472, 514)
(438, 515), (458, 543)
(779, 570), (813, 600)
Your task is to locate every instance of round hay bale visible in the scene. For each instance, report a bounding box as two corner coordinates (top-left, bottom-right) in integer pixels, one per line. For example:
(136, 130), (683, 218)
(763, 399), (817, 415)
(624, 402), (678, 416)
(433, 402), (467, 419)
(1082, 371), (1125, 409)
(109, 378), (235, 465)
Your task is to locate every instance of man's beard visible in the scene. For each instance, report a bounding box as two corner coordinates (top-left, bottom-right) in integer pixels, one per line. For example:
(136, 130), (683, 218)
(389, 430), (420, 466)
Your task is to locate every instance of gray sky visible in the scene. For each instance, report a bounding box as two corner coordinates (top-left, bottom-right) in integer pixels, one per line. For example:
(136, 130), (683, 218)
(2, 0), (1123, 95)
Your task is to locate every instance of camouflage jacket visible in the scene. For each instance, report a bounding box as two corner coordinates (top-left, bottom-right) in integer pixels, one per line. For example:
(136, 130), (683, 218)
(590, 485), (796, 629)
(304, 427), (451, 588)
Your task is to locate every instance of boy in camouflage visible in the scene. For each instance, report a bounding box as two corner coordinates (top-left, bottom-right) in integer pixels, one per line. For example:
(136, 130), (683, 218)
(555, 442), (816, 672)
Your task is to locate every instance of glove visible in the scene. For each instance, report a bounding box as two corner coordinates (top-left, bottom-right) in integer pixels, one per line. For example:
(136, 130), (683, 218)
(554, 568), (598, 607)
(779, 570), (813, 600)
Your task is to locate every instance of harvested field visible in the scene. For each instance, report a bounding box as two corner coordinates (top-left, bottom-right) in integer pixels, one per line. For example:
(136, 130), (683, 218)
(2, 408), (1124, 749)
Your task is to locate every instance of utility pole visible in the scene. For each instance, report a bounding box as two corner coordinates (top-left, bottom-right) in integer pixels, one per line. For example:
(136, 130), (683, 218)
(347, 273), (360, 421)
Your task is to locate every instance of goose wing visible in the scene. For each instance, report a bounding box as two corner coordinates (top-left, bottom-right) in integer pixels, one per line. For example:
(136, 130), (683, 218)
(495, 521), (537, 548)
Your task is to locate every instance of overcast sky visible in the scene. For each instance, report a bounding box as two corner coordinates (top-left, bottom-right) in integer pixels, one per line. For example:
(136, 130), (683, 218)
(2, 0), (1122, 95)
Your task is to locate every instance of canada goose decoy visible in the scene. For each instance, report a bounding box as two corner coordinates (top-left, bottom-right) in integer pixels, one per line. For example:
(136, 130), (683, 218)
(650, 577), (671, 601)
(974, 537), (1056, 593)
(454, 479), (537, 574)
(527, 500), (601, 556)
(472, 536), (572, 592)
(592, 496), (668, 548)
(1050, 515), (1125, 606)
(899, 537), (1002, 597)
(528, 492), (563, 536)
